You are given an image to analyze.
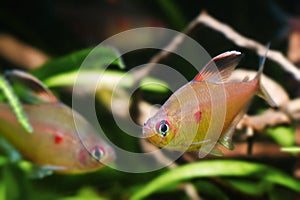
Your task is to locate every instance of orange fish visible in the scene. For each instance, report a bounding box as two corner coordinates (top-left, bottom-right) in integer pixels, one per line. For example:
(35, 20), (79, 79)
(0, 71), (115, 174)
(143, 51), (276, 156)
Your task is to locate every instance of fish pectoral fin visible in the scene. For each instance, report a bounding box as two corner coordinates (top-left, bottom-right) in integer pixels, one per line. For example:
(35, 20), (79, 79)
(41, 165), (68, 171)
(193, 51), (244, 82)
(4, 70), (59, 104)
(188, 139), (211, 147)
(30, 166), (54, 179)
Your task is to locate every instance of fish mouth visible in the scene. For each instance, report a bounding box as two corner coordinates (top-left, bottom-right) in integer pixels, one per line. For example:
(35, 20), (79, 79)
(142, 126), (155, 138)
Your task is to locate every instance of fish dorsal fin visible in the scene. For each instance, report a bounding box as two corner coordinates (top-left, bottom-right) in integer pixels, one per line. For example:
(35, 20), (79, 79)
(193, 51), (244, 82)
(5, 70), (59, 103)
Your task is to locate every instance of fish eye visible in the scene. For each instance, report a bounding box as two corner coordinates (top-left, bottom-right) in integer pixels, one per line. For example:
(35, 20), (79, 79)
(156, 120), (170, 137)
(91, 146), (105, 161)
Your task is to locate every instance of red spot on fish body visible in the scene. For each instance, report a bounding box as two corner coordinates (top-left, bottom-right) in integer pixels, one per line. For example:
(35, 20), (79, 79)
(194, 111), (202, 123)
(193, 74), (203, 81)
(54, 133), (63, 144)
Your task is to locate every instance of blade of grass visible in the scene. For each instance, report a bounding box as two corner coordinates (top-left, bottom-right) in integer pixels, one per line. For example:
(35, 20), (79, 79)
(281, 146), (300, 153)
(194, 180), (229, 200)
(226, 179), (272, 196)
(58, 187), (108, 200)
(130, 160), (300, 200)
(44, 70), (169, 93)
(0, 75), (32, 133)
(265, 126), (295, 147)
(156, 0), (186, 30)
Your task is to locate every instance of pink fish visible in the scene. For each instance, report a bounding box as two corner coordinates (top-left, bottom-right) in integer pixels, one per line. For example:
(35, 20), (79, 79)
(143, 51), (276, 156)
(0, 71), (115, 174)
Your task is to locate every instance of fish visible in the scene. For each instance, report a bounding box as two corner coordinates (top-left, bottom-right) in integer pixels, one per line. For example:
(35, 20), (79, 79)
(143, 51), (276, 157)
(0, 70), (115, 174)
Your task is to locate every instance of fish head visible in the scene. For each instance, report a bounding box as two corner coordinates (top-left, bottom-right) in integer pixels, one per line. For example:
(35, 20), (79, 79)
(143, 107), (178, 148)
(76, 141), (115, 173)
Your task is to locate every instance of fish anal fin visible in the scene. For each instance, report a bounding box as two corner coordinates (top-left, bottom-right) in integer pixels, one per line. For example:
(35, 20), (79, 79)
(209, 146), (224, 156)
(193, 51), (244, 82)
(219, 103), (250, 150)
(30, 165), (68, 179)
(5, 70), (59, 104)
(29, 166), (54, 179)
(199, 146), (224, 157)
(218, 135), (234, 150)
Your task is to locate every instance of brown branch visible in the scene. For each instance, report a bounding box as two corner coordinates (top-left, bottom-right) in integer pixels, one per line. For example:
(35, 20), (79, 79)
(0, 34), (49, 69)
(238, 109), (291, 132)
(132, 10), (204, 83)
(183, 142), (293, 162)
(133, 11), (300, 83)
(197, 12), (300, 81)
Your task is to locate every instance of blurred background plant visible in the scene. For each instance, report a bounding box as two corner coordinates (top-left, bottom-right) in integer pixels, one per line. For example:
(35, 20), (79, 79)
(0, 0), (300, 199)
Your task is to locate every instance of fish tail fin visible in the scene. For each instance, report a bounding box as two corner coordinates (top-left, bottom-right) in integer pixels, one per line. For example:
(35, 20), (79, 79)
(254, 44), (277, 107)
(257, 84), (277, 107)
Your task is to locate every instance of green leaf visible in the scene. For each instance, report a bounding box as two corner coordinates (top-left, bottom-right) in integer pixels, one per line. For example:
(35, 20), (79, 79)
(268, 185), (298, 200)
(157, 0), (186, 30)
(0, 156), (8, 166)
(194, 180), (229, 200)
(43, 69), (169, 93)
(130, 160), (300, 200)
(2, 164), (30, 200)
(31, 46), (125, 81)
(43, 70), (133, 88)
(0, 177), (5, 200)
(281, 146), (300, 153)
(226, 179), (272, 196)
(265, 126), (295, 147)
(3, 166), (20, 200)
(58, 187), (108, 200)
(139, 77), (169, 93)
(0, 75), (32, 133)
